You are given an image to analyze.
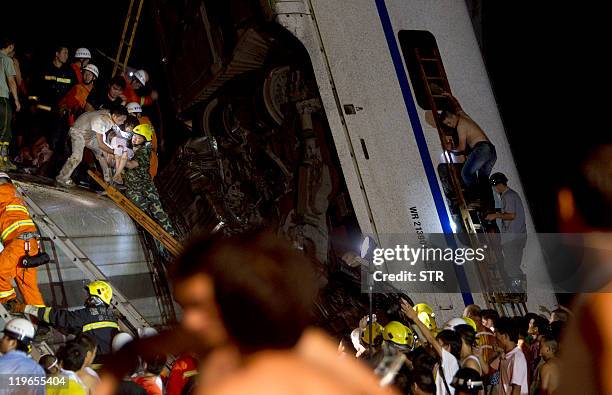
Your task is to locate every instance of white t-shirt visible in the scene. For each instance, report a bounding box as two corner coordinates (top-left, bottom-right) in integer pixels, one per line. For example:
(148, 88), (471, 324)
(499, 346), (529, 395)
(436, 348), (459, 395)
(72, 110), (115, 140)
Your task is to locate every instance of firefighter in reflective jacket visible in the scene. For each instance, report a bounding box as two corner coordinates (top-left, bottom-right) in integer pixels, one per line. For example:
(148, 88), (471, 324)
(13, 280), (119, 357)
(0, 172), (45, 306)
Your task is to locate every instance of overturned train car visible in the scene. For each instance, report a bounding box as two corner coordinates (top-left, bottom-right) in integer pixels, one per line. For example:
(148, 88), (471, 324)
(151, 0), (557, 328)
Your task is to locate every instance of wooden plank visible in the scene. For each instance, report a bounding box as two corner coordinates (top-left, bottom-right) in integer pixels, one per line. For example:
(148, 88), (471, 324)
(87, 171), (182, 257)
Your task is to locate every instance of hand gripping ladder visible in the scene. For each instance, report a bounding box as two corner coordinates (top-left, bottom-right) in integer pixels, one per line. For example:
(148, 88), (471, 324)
(14, 183), (150, 334)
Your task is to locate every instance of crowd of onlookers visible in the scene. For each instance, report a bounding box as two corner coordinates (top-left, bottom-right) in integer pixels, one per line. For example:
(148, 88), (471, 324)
(343, 301), (569, 395)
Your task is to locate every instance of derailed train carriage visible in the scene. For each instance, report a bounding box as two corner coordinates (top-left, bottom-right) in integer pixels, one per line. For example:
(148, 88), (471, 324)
(151, 0), (557, 330)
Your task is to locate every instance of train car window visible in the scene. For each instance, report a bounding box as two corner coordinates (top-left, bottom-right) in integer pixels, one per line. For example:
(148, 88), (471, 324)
(398, 30), (448, 111)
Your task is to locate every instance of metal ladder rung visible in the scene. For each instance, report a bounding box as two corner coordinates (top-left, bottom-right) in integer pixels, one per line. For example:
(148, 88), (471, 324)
(15, 183), (151, 332)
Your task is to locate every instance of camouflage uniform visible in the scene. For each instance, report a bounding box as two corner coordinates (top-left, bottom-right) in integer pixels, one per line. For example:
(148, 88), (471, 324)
(124, 144), (177, 236)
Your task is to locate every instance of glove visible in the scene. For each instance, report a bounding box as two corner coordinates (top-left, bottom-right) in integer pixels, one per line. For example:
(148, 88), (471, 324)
(9, 301), (26, 314)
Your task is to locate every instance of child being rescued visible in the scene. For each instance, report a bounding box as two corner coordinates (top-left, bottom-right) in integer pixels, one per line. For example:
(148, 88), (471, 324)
(104, 115), (139, 187)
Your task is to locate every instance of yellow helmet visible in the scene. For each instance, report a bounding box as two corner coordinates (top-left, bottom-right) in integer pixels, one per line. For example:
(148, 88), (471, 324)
(462, 316), (477, 332)
(361, 322), (384, 345)
(86, 280), (113, 305)
(413, 303), (437, 330)
(132, 123), (154, 142)
(383, 321), (416, 349)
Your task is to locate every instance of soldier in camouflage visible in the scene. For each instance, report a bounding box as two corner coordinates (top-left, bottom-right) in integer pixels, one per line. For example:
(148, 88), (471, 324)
(124, 124), (177, 236)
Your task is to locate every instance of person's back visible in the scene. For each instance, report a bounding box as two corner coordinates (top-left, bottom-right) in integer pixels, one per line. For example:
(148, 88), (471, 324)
(205, 329), (398, 395)
(72, 110), (111, 135)
(0, 350), (45, 376)
(457, 115), (489, 149)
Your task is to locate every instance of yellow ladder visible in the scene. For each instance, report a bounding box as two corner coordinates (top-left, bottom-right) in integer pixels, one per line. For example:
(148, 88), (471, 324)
(112, 0), (145, 76)
(88, 171), (182, 257)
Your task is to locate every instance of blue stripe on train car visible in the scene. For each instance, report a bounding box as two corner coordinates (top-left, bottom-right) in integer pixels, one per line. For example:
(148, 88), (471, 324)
(374, 0), (474, 305)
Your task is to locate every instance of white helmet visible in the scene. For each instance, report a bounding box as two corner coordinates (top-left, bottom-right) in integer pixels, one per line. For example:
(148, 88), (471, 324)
(126, 102), (142, 114)
(3, 318), (35, 343)
(137, 327), (158, 338)
(0, 172), (11, 181)
(112, 332), (134, 353)
(444, 317), (468, 330)
(75, 48), (91, 59)
(83, 64), (99, 78)
(133, 69), (148, 86)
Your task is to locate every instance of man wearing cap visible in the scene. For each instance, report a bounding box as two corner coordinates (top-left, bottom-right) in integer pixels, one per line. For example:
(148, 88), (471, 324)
(0, 318), (46, 391)
(486, 173), (527, 291)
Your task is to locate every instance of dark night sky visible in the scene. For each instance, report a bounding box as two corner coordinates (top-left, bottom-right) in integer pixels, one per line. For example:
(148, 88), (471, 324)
(3, 2), (607, 232)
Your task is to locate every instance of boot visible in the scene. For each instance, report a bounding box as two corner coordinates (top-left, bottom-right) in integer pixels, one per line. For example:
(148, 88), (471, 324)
(2, 142), (16, 171)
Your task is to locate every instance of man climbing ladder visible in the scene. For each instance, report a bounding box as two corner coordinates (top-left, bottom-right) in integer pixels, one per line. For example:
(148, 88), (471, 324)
(0, 173), (45, 307)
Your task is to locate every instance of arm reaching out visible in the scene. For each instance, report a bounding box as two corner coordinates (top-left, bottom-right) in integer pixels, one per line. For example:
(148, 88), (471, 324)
(400, 299), (443, 358)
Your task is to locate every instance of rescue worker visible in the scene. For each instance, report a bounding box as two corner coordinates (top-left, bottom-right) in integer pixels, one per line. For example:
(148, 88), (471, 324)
(166, 353), (198, 395)
(382, 321), (417, 351)
(13, 280), (119, 358)
(124, 124), (177, 236)
(56, 106), (128, 187)
(58, 64), (99, 126)
(31, 46), (76, 155)
(123, 69), (157, 108)
(412, 303), (439, 335)
(0, 318), (46, 384)
(0, 172), (44, 307)
(126, 102), (158, 178)
(71, 48), (91, 84)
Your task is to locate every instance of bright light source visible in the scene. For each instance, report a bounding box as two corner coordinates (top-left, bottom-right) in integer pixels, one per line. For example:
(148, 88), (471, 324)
(360, 236), (371, 258)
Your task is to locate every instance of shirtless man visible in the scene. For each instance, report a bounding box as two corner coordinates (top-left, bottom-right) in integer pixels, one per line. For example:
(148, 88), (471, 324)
(439, 94), (497, 202)
(535, 334), (560, 395)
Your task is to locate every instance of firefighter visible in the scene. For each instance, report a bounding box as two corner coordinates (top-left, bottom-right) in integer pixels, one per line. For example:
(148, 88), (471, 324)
(31, 45), (76, 158)
(58, 64), (99, 126)
(12, 280), (119, 358)
(123, 69), (157, 108)
(0, 318), (46, 378)
(382, 321), (417, 351)
(71, 48), (91, 84)
(124, 124), (177, 236)
(0, 172), (45, 307)
(126, 102), (158, 177)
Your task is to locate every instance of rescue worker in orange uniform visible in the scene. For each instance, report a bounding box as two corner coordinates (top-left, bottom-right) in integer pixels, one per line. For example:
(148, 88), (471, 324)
(71, 48), (92, 84)
(166, 352), (198, 395)
(59, 64), (99, 126)
(0, 173), (44, 307)
(123, 69), (157, 108)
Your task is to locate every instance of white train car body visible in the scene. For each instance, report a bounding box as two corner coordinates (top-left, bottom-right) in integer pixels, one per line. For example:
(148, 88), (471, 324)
(273, 0), (556, 322)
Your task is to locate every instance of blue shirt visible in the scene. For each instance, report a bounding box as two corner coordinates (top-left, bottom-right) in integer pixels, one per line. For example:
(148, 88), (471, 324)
(0, 350), (46, 395)
(500, 187), (526, 234)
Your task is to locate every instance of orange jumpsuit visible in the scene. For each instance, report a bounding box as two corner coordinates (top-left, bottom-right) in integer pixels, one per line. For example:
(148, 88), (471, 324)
(0, 183), (45, 306)
(58, 83), (94, 126)
(71, 63), (84, 84)
(122, 75), (153, 107)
